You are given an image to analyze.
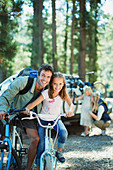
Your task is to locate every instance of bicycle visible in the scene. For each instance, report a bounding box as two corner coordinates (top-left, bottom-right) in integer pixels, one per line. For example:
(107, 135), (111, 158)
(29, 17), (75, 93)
(0, 108), (27, 170)
(84, 71), (107, 98)
(22, 111), (66, 170)
(63, 71), (107, 119)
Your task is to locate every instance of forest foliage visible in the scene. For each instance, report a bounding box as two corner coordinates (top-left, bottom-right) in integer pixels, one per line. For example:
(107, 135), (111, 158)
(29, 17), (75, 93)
(0, 0), (113, 95)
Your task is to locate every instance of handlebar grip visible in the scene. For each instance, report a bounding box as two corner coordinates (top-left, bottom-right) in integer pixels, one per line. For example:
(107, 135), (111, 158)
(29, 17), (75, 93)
(9, 108), (26, 115)
(14, 108), (26, 112)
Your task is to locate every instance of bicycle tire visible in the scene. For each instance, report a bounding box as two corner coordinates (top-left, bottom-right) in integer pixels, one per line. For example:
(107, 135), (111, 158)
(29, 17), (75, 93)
(43, 154), (52, 170)
(63, 89), (78, 114)
(93, 81), (107, 98)
(0, 144), (22, 170)
(15, 128), (23, 161)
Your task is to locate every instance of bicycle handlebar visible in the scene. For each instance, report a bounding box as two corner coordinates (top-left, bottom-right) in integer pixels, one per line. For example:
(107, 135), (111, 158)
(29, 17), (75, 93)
(8, 108), (26, 115)
(22, 111), (67, 129)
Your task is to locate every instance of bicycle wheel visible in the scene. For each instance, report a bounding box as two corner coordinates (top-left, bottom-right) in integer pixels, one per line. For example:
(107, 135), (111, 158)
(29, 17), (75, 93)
(63, 89), (78, 114)
(0, 144), (22, 170)
(43, 154), (52, 170)
(15, 128), (23, 161)
(93, 81), (107, 98)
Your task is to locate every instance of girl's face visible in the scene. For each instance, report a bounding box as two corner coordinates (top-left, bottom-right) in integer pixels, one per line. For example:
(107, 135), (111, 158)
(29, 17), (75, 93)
(85, 90), (90, 96)
(52, 77), (64, 93)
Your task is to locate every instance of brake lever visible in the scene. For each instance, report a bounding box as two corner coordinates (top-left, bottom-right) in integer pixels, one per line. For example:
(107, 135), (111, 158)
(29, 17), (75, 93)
(22, 111), (36, 120)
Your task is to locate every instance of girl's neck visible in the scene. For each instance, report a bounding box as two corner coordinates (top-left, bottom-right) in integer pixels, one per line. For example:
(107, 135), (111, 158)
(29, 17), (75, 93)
(52, 91), (59, 98)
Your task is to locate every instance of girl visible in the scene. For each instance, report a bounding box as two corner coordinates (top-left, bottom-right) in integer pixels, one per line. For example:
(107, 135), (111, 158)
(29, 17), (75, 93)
(74, 86), (93, 136)
(24, 72), (74, 169)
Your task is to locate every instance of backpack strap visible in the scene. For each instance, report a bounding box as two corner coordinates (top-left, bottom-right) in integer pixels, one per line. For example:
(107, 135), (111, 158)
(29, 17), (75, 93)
(19, 76), (34, 95)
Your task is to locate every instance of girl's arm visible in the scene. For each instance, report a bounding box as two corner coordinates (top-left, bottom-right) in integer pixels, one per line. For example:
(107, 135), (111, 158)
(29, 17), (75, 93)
(89, 112), (98, 120)
(74, 94), (84, 101)
(23, 94), (44, 114)
(65, 93), (74, 117)
(89, 105), (104, 120)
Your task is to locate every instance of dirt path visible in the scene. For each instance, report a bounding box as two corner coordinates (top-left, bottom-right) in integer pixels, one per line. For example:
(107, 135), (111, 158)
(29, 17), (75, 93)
(22, 113), (113, 169)
(57, 123), (113, 170)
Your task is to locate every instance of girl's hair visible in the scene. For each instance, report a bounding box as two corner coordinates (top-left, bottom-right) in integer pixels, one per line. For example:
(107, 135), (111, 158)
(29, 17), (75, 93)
(48, 72), (67, 100)
(91, 93), (100, 112)
(84, 86), (92, 95)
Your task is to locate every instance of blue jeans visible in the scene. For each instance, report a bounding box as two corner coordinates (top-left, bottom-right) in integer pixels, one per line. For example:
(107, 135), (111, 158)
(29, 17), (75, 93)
(36, 119), (68, 165)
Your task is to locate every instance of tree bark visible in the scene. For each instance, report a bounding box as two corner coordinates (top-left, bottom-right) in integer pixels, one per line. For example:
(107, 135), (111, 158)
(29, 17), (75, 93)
(70, 0), (75, 74)
(31, 0), (43, 69)
(64, 0), (69, 73)
(79, 0), (86, 81)
(52, 0), (58, 72)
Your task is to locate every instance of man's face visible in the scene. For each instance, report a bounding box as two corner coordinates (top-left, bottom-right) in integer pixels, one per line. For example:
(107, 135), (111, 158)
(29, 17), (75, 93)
(38, 70), (52, 88)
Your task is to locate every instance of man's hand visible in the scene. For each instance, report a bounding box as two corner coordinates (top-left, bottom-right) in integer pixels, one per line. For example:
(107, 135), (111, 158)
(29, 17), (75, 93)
(22, 108), (30, 115)
(0, 111), (6, 120)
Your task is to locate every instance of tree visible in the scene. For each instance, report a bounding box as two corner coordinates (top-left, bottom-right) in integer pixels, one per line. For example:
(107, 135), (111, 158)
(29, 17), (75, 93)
(70, 0), (75, 74)
(98, 15), (113, 95)
(52, 0), (58, 71)
(0, 0), (23, 82)
(31, 0), (43, 69)
(86, 0), (100, 82)
(79, 0), (86, 81)
(63, 0), (69, 73)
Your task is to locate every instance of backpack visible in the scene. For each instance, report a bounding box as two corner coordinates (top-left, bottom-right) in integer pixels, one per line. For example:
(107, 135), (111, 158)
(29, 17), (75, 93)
(0, 68), (38, 95)
(98, 99), (112, 115)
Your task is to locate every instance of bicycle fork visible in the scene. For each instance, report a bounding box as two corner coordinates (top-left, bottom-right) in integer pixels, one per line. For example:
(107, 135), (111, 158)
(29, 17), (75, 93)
(12, 126), (23, 149)
(0, 124), (12, 170)
(40, 128), (55, 170)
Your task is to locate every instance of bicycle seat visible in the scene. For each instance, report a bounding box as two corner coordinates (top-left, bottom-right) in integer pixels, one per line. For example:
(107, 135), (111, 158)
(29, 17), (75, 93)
(85, 71), (94, 75)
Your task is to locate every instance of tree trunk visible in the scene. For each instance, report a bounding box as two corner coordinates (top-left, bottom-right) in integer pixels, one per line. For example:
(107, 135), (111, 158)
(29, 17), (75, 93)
(64, 0), (69, 73)
(79, 0), (86, 81)
(70, 0), (75, 74)
(52, 0), (58, 72)
(31, 0), (43, 69)
(87, 0), (98, 82)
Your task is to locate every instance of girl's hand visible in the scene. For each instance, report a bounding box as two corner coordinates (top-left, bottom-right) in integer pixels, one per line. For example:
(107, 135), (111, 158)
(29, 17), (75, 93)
(22, 108), (30, 115)
(66, 111), (74, 117)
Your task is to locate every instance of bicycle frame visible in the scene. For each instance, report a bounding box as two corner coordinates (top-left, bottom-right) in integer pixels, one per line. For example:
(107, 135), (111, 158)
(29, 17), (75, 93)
(0, 122), (12, 170)
(40, 125), (57, 170)
(0, 108), (25, 169)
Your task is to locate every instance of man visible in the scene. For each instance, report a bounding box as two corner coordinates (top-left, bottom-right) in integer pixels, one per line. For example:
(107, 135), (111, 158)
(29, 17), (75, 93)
(0, 63), (53, 170)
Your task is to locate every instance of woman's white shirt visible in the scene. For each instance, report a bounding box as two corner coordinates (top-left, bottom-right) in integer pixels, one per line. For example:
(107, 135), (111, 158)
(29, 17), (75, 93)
(97, 105), (104, 120)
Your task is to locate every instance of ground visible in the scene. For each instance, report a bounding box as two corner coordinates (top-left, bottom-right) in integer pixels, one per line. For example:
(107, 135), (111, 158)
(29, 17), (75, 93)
(22, 112), (113, 170)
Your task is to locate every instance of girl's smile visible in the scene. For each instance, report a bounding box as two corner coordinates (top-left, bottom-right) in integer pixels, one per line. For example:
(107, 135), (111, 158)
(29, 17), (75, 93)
(52, 77), (64, 93)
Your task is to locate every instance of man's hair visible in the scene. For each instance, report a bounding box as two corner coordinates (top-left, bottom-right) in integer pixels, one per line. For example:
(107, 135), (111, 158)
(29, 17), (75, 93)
(38, 64), (54, 75)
